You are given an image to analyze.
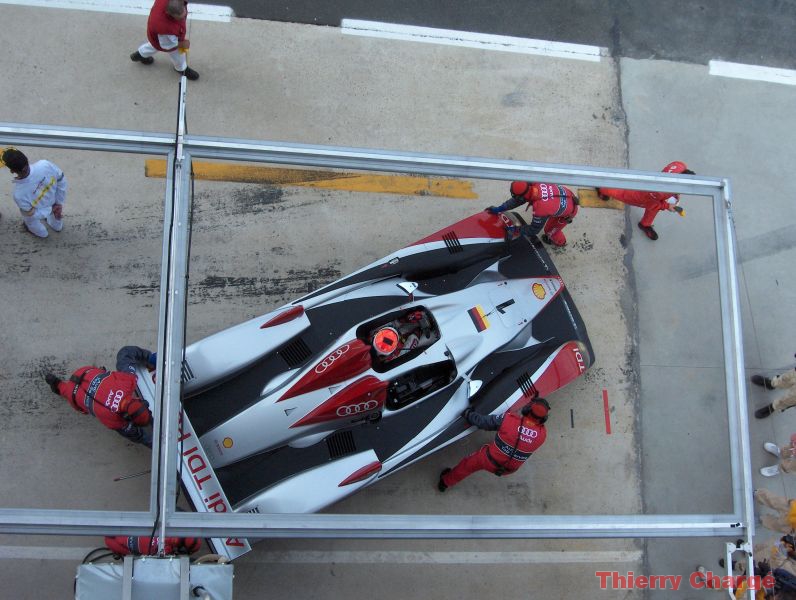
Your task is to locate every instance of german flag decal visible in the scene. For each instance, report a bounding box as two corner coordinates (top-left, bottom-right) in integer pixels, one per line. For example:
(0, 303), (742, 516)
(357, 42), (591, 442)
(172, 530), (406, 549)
(468, 305), (490, 332)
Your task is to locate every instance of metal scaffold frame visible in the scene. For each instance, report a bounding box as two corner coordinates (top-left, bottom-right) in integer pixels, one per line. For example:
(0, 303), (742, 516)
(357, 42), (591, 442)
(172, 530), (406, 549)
(0, 80), (753, 555)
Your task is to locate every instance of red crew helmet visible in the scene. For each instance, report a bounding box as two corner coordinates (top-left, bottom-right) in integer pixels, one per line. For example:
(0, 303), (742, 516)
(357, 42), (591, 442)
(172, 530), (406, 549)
(373, 327), (400, 356)
(521, 397), (550, 423)
(662, 161), (694, 175)
(510, 181), (532, 199)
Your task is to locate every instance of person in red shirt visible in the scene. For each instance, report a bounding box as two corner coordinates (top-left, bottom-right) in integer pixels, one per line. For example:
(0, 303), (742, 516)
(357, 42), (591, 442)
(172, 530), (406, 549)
(130, 0), (199, 80)
(437, 398), (550, 491)
(105, 536), (201, 557)
(44, 346), (156, 447)
(486, 182), (579, 247)
(598, 161), (695, 241)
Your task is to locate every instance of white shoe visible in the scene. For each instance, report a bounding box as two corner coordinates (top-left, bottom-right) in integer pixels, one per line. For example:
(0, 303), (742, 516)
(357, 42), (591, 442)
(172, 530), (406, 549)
(760, 465), (781, 477)
(46, 212), (63, 232)
(764, 442), (781, 457)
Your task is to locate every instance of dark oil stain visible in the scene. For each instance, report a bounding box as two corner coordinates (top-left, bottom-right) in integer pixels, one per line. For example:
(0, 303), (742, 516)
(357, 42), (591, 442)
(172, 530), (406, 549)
(189, 266), (342, 302)
(193, 186), (285, 217)
(572, 232), (594, 252)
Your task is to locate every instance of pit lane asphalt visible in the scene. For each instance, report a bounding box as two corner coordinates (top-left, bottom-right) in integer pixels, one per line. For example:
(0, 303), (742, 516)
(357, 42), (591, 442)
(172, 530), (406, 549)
(0, 4), (794, 600)
(226, 0), (796, 70)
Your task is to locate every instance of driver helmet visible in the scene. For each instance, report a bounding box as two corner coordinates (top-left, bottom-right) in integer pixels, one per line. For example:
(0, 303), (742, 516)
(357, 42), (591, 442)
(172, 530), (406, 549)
(510, 181), (532, 200)
(373, 327), (400, 356)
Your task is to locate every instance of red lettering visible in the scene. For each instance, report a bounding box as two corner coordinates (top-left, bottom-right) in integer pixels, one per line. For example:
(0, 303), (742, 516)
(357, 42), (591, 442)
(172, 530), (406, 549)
(689, 572), (705, 589)
(226, 538), (245, 547)
(177, 429), (192, 443)
(187, 453), (206, 474)
(193, 472), (212, 490)
(205, 493), (228, 512)
(182, 445), (198, 457)
(595, 571), (610, 589)
(763, 574), (776, 589)
(635, 575), (647, 589)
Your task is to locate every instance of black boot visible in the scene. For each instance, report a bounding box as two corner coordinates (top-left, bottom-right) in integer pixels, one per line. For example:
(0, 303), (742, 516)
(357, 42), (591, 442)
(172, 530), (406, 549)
(638, 222), (659, 240)
(130, 51), (154, 65)
(44, 373), (61, 394)
(179, 67), (200, 81)
(755, 404), (775, 419)
(437, 468), (451, 492)
(751, 375), (775, 390)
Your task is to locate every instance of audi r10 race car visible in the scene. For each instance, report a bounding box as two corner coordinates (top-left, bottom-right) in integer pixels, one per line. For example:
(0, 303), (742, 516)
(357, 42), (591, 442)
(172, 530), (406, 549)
(134, 209), (594, 559)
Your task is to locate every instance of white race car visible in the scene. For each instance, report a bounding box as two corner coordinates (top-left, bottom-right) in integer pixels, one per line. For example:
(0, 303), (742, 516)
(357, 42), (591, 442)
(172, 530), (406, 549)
(135, 210), (593, 559)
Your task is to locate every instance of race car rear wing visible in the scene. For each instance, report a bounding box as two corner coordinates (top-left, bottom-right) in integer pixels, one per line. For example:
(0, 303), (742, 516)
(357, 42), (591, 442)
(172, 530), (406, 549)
(134, 365), (252, 560)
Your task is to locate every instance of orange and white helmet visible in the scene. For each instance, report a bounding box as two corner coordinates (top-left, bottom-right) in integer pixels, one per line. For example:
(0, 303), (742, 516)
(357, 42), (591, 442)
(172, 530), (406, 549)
(373, 327), (400, 356)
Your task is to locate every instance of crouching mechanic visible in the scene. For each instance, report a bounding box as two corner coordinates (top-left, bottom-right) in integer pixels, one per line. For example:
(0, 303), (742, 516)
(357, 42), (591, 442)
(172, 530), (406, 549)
(105, 536), (201, 557)
(486, 181), (579, 247)
(438, 397), (550, 491)
(44, 346), (156, 447)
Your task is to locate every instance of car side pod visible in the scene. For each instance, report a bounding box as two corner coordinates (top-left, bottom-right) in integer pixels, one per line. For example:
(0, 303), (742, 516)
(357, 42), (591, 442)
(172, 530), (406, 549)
(233, 450), (381, 514)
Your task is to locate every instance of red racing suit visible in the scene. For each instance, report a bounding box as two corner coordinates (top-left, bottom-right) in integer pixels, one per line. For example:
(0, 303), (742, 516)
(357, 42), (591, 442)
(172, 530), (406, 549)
(598, 161), (691, 228)
(441, 408), (547, 488)
(56, 346), (154, 446)
(105, 536), (201, 557)
(147, 0), (187, 52)
(597, 187), (677, 228)
(491, 182), (579, 246)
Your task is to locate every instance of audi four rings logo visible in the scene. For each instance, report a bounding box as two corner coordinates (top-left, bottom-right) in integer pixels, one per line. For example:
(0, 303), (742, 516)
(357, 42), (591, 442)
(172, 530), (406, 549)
(336, 400), (379, 416)
(315, 344), (350, 374)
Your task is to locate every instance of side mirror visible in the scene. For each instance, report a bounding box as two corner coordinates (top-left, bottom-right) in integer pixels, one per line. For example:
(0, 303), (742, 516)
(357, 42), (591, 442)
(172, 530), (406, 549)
(397, 282), (418, 296)
(468, 380), (482, 398)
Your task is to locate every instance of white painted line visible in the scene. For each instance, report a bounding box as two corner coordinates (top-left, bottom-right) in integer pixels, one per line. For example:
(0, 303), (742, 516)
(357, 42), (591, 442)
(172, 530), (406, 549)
(0, 545), (643, 564)
(709, 60), (796, 86)
(0, 0), (233, 22)
(341, 19), (603, 62)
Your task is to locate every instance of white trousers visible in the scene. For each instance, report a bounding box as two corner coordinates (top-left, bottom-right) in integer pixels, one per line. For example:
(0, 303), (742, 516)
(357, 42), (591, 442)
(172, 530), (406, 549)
(138, 42), (187, 72)
(24, 206), (64, 238)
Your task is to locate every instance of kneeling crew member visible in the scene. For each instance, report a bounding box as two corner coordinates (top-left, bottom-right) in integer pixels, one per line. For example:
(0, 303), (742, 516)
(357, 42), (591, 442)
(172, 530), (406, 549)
(438, 397), (549, 491)
(486, 181), (579, 247)
(44, 346), (156, 447)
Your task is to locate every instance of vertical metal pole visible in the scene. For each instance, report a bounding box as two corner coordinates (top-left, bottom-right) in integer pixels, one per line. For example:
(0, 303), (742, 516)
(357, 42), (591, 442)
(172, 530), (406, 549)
(157, 76), (191, 551)
(713, 179), (755, 598)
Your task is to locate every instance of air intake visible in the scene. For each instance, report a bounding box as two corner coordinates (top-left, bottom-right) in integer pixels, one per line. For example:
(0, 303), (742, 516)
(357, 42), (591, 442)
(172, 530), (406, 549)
(279, 338), (312, 369)
(326, 430), (356, 459)
(516, 372), (538, 399)
(181, 359), (195, 383)
(442, 231), (463, 253)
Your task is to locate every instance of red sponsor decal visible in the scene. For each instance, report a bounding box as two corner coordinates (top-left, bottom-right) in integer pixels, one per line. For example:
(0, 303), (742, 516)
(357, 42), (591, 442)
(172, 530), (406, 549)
(290, 376), (388, 427)
(177, 415), (247, 550)
(280, 339), (372, 401)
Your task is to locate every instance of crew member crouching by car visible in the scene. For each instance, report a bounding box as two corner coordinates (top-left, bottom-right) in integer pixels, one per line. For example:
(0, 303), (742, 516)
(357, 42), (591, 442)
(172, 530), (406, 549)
(437, 397), (549, 491)
(44, 346), (156, 447)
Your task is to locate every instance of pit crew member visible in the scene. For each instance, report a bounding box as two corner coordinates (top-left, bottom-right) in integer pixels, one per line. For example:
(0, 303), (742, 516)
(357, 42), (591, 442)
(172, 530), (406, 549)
(437, 398), (549, 491)
(597, 161), (695, 241)
(486, 181), (579, 247)
(44, 346), (156, 447)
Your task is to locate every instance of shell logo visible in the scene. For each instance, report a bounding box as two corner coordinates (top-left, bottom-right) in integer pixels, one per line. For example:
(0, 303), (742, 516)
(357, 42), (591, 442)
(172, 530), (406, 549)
(222, 437), (234, 449)
(532, 283), (546, 300)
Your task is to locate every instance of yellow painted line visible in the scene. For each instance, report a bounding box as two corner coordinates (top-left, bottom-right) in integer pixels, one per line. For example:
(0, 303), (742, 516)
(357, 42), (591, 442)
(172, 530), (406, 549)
(145, 160), (477, 199)
(578, 188), (624, 210)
